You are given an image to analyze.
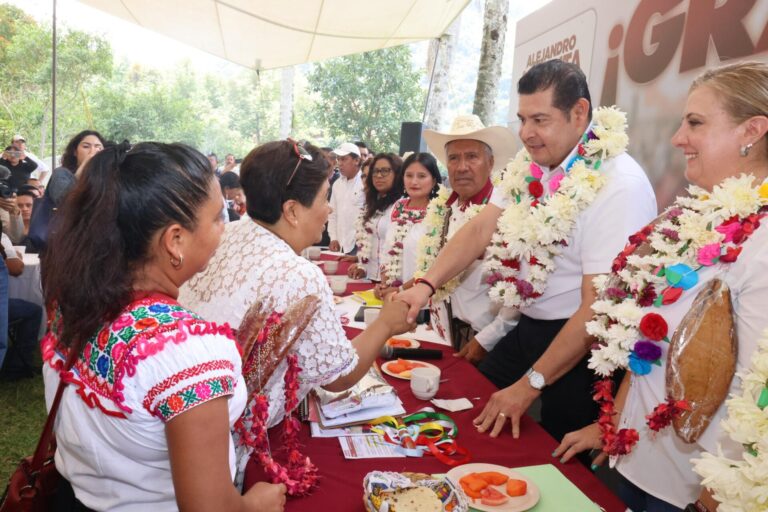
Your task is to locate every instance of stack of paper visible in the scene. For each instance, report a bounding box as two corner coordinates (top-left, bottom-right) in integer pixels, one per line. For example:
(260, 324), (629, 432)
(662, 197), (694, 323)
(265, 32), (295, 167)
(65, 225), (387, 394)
(312, 367), (404, 429)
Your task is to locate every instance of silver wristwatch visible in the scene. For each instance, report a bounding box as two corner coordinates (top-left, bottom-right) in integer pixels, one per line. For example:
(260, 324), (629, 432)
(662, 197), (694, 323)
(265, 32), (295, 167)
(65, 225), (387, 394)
(525, 367), (546, 390)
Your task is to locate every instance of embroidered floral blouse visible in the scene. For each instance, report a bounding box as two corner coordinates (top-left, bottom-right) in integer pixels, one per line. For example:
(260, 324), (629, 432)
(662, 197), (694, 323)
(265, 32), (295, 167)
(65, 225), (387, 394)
(42, 293), (245, 512)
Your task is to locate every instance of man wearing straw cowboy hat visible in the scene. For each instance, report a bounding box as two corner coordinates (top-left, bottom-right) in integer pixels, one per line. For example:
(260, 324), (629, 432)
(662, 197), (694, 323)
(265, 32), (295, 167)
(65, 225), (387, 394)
(399, 60), (656, 447)
(419, 115), (519, 364)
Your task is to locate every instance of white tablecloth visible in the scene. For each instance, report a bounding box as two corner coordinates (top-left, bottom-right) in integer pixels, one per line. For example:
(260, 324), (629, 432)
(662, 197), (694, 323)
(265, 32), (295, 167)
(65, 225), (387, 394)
(8, 253), (46, 337)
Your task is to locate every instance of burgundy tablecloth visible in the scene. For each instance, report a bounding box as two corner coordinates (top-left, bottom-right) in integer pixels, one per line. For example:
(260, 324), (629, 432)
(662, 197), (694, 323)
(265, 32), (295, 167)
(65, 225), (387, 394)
(243, 254), (626, 511)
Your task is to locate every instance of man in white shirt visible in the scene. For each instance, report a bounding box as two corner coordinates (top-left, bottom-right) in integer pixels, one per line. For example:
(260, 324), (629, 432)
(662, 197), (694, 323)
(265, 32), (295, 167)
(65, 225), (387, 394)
(328, 142), (365, 254)
(421, 114), (519, 363)
(398, 60), (657, 444)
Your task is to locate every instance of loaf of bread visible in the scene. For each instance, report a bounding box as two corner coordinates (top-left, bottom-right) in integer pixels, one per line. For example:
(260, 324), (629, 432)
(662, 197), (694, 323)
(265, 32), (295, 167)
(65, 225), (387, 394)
(666, 279), (737, 443)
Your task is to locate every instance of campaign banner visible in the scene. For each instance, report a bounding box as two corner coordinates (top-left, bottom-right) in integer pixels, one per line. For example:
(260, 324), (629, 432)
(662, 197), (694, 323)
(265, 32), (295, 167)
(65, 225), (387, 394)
(508, 0), (768, 208)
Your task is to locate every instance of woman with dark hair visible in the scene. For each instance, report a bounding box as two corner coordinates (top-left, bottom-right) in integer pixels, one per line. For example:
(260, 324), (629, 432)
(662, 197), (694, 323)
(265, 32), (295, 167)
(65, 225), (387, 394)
(180, 140), (413, 494)
(376, 152), (441, 297)
(48, 130), (106, 207)
(348, 153), (404, 280)
(27, 131), (107, 252)
(41, 142), (286, 511)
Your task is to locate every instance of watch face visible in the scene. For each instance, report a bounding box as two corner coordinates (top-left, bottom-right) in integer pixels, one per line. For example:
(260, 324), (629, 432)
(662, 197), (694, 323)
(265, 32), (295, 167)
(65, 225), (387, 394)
(529, 371), (545, 389)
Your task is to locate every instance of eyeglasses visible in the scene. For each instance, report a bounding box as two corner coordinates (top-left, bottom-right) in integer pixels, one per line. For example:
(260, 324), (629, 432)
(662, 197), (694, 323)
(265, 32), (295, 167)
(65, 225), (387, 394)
(372, 167), (393, 177)
(286, 141), (313, 187)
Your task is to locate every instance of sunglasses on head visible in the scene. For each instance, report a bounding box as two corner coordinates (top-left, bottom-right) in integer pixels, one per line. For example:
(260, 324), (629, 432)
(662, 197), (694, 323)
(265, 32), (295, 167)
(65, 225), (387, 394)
(286, 141), (313, 187)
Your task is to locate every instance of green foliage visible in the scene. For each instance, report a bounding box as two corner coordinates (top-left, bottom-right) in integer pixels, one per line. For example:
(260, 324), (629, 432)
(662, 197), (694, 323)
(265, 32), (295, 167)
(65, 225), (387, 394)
(307, 46), (425, 152)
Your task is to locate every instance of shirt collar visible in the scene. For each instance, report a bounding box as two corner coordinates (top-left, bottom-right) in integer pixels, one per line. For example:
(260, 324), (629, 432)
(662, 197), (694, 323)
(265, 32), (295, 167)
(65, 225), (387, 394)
(535, 123), (592, 176)
(446, 178), (494, 210)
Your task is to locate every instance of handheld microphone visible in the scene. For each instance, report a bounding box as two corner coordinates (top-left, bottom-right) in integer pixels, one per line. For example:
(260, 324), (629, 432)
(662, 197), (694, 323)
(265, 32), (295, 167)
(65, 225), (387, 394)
(380, 345), (443, 360)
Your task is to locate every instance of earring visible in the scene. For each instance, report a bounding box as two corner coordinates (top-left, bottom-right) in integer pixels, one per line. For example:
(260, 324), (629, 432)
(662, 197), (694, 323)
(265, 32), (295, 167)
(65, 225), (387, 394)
(740, 143), (754, 157)
(170, 254), (184, 269)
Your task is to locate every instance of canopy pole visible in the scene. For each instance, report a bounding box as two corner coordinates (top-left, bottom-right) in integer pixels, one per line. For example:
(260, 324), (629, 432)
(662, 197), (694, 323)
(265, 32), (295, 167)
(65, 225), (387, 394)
(422, 38), (440, 124)
(51, 0), (57, 170)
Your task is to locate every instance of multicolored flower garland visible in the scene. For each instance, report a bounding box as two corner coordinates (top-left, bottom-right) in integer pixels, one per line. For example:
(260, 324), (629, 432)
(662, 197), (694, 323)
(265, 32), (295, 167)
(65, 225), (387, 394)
(380, 198), (427, 288)
(692, 328), (768, 512)
(588, 175), (768, 456)
(414, 186), (486, 303)
(234, 313), (318, 495)
(483, 106), (628, 308)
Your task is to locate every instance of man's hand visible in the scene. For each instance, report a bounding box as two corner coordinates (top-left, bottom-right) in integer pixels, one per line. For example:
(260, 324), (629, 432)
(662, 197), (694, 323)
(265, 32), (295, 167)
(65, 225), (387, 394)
(473, 378), (540, 439)
(378, 293), (417, 336)
(394, 283), (432, 323)
(347, 264), (366, 279)
(553, 422), (606, 466)
(0, 196), (19, 215)
(454, 338), (487, 365)
(328, 240), (341, 252)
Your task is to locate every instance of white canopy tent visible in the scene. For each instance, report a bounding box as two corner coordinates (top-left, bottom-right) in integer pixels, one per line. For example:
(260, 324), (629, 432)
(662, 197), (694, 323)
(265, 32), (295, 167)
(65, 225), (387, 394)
(77, 0), (471, 70)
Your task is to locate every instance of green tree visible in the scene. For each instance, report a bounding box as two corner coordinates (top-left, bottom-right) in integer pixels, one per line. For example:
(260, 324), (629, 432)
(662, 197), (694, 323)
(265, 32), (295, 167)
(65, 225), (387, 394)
(307, 46), (425, 152)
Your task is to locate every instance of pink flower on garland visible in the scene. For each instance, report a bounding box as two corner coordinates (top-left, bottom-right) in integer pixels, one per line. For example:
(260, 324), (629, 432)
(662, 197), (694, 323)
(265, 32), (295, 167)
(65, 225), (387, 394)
(529, 162), (543, 179)
(697, 243), (721, 266)
(715, 219), (740, 242)
(549, 172), (565, 194)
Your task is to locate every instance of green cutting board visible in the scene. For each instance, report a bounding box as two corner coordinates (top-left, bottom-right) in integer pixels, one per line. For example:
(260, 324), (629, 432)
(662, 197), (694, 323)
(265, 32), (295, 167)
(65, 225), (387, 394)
(468, 464), (601, 512)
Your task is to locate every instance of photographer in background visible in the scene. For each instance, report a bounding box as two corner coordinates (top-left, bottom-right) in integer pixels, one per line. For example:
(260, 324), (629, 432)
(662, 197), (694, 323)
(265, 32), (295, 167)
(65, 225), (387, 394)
(0, 145), (38, 190)
(11, 134), (50, 183)
(0, 165), (25, 244)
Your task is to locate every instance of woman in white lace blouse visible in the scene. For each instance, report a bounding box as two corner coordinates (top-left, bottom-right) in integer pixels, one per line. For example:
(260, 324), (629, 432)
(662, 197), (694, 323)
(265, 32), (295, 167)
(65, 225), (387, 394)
(180, 140), (413, 490)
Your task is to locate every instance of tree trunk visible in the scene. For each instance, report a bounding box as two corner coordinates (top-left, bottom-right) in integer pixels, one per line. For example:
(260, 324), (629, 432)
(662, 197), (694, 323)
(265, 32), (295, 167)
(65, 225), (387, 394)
(424, 18), (459, 132)
(473, 0), (508, 126)
(279, 67), (294, 139)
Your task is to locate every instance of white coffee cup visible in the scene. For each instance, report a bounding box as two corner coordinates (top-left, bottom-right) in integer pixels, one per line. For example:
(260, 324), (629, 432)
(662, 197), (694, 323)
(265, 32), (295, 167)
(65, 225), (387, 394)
(410, 367), (441, 400)
(363, 308), (380, 326)
(307, 247), (321, 260)
(329, 276), (347, 295)
(323, 260), (339, 274)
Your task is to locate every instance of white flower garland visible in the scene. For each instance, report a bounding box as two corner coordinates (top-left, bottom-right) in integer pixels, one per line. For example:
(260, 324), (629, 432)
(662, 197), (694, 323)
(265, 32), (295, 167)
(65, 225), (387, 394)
(380, 199), (426, 287)
(483, 106), (629, 308)
(587, 175), (768, 377)
(414, 186), (486, 302)
(354, 211), (379, 265)
(692, 328), (768, 512)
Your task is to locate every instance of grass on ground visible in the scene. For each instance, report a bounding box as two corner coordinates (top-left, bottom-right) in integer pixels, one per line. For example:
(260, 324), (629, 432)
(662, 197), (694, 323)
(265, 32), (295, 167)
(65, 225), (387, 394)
(0, 374), (47, 484)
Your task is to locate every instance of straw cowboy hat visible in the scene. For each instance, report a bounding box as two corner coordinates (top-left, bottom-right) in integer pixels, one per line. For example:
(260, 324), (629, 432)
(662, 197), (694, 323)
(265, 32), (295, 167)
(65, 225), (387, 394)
(423, 114), (517, 171)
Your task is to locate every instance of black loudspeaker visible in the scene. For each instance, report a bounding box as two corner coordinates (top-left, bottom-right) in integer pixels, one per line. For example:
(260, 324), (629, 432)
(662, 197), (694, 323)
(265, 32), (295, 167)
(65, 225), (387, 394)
(399, 122), (427, 155)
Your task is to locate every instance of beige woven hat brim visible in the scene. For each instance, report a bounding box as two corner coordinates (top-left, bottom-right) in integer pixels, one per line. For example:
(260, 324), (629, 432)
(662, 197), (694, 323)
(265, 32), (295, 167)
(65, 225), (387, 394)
(423, 125), (518, 171)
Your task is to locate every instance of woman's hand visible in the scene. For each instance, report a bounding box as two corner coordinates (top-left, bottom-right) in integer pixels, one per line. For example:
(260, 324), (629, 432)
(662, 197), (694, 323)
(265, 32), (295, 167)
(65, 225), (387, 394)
(243, 482), (286, 512)
(552, 422), (606, 466)
(377, 294), (416, 336)
(339, 255), (358, 263)
(347, 264), (366, 279)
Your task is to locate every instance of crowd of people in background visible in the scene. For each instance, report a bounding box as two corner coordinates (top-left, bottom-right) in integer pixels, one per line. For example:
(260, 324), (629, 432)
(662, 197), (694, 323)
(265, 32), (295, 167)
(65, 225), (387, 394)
(3, 57), (768, 512)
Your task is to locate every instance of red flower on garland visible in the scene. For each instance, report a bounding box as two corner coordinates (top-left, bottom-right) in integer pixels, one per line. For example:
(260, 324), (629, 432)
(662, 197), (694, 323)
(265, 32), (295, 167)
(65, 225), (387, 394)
(646, 397), (690, 432)
(639, 313), (668, 341)
(528, 180), (544, 198)
(719, 246), (742, 263)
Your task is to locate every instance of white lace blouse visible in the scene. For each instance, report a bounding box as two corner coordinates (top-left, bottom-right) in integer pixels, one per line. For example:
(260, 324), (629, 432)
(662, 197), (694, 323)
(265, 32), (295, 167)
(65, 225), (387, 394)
(179, 218), (359, 428)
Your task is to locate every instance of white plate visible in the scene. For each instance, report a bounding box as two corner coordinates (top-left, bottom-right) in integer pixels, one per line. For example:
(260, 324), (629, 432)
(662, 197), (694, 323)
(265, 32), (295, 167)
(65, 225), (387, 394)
(380, 359), (439, 380)
(446, 463), (540, 512)
(385, 338), (421, 349)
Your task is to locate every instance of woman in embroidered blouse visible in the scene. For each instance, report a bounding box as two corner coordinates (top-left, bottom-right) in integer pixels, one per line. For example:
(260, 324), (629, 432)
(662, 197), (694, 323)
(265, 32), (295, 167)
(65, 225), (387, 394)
(554, 62), (768, 511)
(348, 153), (404, 280)
(179, 141), (414, 491)
(41, 143), (286, 511)
(376, 152), (442, 297)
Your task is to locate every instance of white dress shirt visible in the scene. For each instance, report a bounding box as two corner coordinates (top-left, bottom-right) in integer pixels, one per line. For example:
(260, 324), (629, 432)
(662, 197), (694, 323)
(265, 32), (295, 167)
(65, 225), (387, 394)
(490, 144), (657, 320)
(328, 172), (365, 253)
(437, 189), (519, 351)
